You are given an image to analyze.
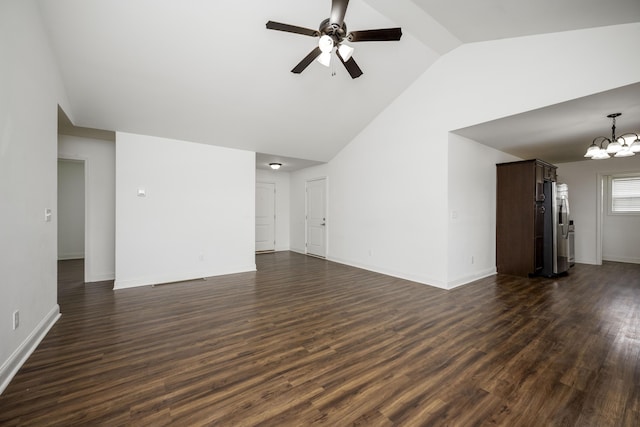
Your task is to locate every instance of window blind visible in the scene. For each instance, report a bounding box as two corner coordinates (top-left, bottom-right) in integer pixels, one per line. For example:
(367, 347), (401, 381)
(612, 176), (640, 212)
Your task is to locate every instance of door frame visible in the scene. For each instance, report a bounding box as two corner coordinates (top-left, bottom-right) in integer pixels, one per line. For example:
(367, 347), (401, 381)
(58, 155), (90, 281)
(596, 170), (640, 265)
(255, 181), (276, 253)
(595, 172), (605, 265)
(305, 177), (328, 258)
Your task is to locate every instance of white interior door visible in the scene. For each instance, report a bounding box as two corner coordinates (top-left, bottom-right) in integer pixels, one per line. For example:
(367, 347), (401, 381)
(256, 182), (275, 252)
(306, 178), (326, 257)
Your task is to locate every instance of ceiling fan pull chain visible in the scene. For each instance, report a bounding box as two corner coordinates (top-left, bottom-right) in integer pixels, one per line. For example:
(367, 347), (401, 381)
(331, 49), (337, 76)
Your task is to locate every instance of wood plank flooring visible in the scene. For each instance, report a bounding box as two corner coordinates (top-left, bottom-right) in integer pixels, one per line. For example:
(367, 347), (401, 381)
(1, 252), (639, 426)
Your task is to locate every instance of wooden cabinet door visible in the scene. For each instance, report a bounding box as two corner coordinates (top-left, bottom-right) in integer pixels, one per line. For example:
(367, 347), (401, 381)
(535, 163), (545, 202)
(534, 203), (545, 272)
(497, 159), (557, 277)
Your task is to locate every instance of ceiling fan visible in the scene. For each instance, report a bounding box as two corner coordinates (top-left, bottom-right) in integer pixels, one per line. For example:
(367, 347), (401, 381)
(266, 0), (402, 79)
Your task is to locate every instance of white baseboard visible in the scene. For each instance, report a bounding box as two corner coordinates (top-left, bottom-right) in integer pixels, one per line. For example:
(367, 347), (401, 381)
(57, 253), (84, 260)
(291, 252), (495, 291)
(86, 271), (115, 283)
(446, 268), (497, 290)
(113, 264), (257, 289)
(0, 305), (60, 395)
(327, 255), (447, 289)
(602, 255), (640, 264)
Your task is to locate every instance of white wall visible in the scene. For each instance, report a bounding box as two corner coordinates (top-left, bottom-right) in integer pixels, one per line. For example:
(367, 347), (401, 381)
(441, 24), (639, 285)
(556, 156), (640, 265)
(256, 169), (290, 252)
(58, 135), (116, 281)
(0, 0), (69, 393)
(57, 160), (85, 259)
(291, 23), (640, 289)
(115, 132), (256, 289)
(447, 134), (520, 287)
(289, 165), (329, 254)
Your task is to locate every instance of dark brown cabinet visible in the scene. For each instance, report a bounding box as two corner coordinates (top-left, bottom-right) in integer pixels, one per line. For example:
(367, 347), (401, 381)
(496, 159), (557, 276)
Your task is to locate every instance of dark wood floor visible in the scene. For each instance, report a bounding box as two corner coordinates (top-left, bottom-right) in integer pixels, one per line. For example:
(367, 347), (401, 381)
(1, 253), (639, 426)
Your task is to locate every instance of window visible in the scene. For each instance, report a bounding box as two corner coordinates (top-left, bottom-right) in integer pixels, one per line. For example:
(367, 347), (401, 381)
(611, 175), (640, 213)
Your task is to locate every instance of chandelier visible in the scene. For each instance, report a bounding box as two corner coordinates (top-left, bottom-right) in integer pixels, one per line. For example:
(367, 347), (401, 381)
(584, 113), (640, 159)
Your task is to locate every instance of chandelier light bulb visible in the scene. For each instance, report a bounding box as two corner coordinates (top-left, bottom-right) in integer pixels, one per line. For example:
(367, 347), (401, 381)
(584, 143), (599, 158)
(615, 146), (634, 157)
(592, 148), (611, 160)
(606, 140), (622, 153)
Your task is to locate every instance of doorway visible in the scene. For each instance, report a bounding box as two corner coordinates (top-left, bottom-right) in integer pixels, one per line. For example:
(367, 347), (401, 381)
(306, 178), (327, 258)
(599, 173), (640, 264)
(57, 159), (85, 261)
(256, 182), (276, 252)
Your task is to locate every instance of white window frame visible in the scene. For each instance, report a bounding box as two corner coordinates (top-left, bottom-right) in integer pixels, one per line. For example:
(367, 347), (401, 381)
(608, 173), (640, 215)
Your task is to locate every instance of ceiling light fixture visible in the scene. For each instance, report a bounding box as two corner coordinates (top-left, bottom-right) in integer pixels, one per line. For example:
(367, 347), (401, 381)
(584, 113), (640, 160)
(317, 35), (334, 67)
(317, 51), (332, 67)
(338, 43), (354, 61)
(269, 162), (282, 170)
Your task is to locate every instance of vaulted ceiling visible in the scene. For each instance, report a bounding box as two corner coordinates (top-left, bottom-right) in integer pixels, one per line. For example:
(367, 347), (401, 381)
(41, 0), (640, 168)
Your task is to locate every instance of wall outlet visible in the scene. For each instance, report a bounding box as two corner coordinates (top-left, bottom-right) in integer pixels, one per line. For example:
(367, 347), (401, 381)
(12, 310), (19, 330)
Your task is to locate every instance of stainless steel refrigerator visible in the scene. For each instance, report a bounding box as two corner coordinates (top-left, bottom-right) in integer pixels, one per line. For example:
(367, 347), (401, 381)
(542, 182), (570, 276)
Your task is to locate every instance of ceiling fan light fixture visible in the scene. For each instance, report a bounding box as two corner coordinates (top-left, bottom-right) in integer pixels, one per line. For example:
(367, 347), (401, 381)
(338, 43), (354, 61)
(317, 51), (332, 67)
(318, 34), (334, 53)
(269, 162), (282, 170)
(630, 138), (640, 153)
(266, 1), (402, 78)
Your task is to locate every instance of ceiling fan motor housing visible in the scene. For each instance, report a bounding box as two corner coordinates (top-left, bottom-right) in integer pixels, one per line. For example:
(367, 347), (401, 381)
(320, 18), (346, 43)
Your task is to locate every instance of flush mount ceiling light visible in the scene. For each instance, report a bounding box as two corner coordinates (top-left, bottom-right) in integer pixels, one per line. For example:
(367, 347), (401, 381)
(584, 113), (640, 160)
(269, 162), (282, 170)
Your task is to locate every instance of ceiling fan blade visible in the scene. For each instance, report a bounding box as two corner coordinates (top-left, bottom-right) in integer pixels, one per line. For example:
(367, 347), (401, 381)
(266, 21), (319, 37)
(330, 0), (349, 27)
(292, 47), (322, 74)
(348, 28), (403, 42)
(337, 50), (363, 79)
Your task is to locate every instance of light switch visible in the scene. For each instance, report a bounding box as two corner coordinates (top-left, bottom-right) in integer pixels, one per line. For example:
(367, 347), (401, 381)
(137, 188), (146, 197)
